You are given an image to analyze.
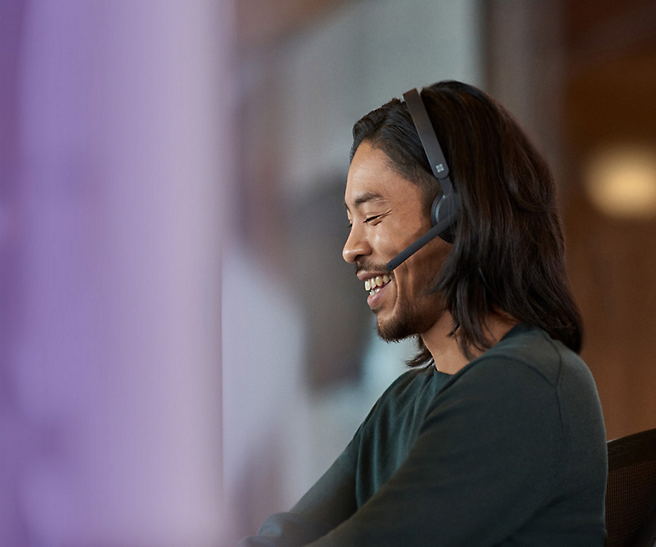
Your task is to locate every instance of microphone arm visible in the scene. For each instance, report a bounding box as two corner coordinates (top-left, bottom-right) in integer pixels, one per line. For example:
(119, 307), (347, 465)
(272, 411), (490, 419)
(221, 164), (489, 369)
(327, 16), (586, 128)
(386, 215), (454, 271)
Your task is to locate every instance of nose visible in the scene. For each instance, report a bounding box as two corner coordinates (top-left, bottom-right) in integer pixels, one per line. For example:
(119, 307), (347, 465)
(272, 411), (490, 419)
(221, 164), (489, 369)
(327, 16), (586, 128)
(342, 225), (371, 263)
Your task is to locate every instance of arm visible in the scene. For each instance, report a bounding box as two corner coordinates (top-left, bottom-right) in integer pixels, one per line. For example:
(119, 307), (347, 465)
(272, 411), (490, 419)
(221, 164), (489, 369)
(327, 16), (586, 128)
(305, 358), (564, 546)
(235, 424), (361, 546)
(236, 369), (425, 547)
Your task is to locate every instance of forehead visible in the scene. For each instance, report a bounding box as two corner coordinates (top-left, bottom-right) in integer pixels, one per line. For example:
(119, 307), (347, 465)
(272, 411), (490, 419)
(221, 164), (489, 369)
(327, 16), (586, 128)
(345, 141), (422, 212)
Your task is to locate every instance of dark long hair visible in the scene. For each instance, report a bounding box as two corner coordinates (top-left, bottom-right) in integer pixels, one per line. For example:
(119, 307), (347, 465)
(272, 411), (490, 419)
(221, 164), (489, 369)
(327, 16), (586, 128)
(350, 80), (583, 365)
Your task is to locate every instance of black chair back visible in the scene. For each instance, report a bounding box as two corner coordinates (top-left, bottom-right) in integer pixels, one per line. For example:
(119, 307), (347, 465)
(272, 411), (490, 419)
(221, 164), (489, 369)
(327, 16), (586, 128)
(606, 428), (656, 547)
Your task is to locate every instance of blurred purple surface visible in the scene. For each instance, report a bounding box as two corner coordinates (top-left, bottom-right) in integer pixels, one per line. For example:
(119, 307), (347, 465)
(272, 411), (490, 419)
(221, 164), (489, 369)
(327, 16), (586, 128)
(1, 1), (234, 545)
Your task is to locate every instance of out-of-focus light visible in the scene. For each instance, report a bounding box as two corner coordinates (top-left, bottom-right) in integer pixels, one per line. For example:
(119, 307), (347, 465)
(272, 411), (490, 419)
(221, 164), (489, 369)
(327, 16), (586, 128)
(585, 145), (656, 218)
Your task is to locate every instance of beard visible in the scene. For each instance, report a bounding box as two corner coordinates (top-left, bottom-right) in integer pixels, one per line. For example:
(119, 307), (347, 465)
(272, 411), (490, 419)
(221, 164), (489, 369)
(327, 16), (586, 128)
(376, 293), (438, 342)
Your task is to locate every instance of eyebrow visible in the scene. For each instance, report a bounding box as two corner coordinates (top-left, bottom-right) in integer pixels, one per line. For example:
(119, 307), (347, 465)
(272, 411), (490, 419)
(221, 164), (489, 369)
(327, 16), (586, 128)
(344, 192), (385, 211)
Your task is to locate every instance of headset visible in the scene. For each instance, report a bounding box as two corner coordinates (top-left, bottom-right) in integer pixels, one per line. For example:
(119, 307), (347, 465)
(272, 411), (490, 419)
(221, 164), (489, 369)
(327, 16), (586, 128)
(386, 88), (460, 271)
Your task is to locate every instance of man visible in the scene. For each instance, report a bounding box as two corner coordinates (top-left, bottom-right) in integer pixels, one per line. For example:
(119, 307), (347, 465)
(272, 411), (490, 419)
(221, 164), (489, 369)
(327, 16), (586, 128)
(238, 81), (607, 546)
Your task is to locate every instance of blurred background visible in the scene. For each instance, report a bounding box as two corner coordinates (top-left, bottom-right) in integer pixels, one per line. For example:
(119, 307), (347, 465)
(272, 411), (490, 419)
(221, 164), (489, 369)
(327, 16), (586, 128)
(2, 0), (656, 545)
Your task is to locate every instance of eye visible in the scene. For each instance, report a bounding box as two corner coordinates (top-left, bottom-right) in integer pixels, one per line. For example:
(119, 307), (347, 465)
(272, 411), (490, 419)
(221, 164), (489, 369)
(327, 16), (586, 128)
(364, 214), (382, 223)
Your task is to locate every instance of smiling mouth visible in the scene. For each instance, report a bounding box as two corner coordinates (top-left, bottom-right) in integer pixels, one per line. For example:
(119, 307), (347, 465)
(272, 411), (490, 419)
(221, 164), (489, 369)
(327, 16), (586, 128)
(364, 274), (392, 296)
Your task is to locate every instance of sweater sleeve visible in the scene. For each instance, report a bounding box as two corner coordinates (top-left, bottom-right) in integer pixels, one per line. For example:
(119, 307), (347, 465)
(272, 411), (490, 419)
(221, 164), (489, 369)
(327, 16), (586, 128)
(235, 370), (426, 547)
(235, 416), (364, 546)
(304, 357), (565, 546)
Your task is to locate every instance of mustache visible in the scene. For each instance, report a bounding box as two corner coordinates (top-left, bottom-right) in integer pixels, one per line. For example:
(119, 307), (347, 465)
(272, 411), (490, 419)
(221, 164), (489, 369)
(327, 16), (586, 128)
(354, 260), (391, 275)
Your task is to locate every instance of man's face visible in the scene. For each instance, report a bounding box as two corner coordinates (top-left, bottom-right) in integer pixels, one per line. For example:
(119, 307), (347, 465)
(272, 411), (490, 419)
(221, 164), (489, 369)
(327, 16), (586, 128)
(343, 141), (451, 341)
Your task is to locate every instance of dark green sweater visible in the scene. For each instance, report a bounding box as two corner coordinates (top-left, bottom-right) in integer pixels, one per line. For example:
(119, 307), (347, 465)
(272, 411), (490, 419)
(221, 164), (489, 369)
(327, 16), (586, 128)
(239, 325), (607, 546)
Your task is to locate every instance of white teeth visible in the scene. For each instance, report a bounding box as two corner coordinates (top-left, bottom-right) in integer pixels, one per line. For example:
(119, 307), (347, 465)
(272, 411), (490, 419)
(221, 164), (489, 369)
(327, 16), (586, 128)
(363, 274), (393, 294)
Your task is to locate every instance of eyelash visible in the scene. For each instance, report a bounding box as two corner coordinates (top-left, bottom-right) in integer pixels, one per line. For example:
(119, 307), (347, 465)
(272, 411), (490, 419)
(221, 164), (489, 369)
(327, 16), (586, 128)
(347, 214), (383, 229)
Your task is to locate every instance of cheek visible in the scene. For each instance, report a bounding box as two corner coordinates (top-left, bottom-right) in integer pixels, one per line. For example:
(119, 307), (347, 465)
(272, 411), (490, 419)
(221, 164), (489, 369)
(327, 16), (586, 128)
(405, 244), (449, 291)
(376, 222), (424, 257)
(372, 229), (399, 258)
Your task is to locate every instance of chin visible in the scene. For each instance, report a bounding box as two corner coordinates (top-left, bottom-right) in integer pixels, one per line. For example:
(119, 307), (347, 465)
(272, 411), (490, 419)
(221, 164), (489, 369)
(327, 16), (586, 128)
(376, 297), (442, 342)
(376, 310), (420, 342)
(377, 323), (413, 343)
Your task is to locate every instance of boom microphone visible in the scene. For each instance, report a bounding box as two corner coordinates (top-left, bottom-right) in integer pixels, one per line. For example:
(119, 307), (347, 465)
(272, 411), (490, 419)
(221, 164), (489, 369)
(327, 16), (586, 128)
(386, 202), (458, 271)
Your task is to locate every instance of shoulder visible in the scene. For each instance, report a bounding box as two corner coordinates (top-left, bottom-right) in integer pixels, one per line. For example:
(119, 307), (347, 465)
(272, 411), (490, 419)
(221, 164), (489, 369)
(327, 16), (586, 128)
(433, 325), (603, 439)
(457, 324), (595, 392)
(425, 326), (572, 425)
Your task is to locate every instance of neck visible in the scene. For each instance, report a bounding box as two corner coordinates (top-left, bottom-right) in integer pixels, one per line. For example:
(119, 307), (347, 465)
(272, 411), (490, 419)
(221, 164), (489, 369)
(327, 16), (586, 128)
(421, 312), (517, 375)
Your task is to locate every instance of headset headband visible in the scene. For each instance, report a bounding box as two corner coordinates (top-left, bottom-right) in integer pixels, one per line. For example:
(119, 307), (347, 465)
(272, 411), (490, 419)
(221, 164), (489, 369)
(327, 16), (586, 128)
(402, 88), (455, 198)
(385, 88), (459, 271)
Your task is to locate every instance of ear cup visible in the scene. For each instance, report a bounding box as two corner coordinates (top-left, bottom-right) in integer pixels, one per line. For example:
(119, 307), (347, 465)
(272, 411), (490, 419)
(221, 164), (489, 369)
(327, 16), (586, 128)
(431, 193), (459, 243)
(430, 194), (442, 226)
